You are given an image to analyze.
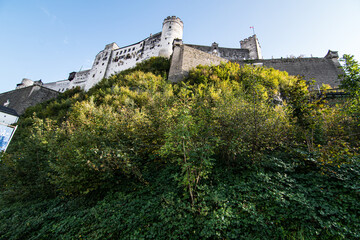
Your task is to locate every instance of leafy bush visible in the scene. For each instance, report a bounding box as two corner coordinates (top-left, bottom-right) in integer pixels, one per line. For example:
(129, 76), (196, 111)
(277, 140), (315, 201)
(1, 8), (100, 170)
(0, 58), (359, 239)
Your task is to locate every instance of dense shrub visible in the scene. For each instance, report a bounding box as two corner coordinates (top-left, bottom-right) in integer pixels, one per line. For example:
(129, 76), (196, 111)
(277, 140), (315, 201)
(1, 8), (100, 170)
(0, 57), (359, 239)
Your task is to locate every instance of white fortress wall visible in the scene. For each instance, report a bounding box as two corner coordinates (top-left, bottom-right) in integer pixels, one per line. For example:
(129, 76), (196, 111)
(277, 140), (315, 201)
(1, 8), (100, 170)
(105, 33), (162, 80)
(68, 70), (91, 90)
(43, 79), (70, 93)
(83, 43), (119, 91)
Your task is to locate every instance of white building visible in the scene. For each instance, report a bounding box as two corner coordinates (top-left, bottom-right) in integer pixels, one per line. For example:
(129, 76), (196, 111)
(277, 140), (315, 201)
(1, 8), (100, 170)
(21, 16), (183, 92)
(0, 105), (19, 126)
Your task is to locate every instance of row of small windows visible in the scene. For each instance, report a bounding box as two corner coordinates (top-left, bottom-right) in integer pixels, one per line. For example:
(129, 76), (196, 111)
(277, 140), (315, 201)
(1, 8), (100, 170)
(94, 43), (146, 66)
(116, 47), (135, 56)
(115, 43), (142, 56)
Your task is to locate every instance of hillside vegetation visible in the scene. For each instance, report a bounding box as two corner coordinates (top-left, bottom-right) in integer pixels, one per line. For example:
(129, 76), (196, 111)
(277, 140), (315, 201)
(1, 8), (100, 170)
(0, 57), (359, 239)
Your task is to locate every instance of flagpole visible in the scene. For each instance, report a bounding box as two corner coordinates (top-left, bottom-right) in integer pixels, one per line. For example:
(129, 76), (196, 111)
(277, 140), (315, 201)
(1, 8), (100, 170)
(250, 26), (255, 35)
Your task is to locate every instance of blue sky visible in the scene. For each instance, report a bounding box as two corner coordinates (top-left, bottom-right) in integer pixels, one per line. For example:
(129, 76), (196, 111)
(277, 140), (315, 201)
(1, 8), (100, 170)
(1, 0), (359, 93)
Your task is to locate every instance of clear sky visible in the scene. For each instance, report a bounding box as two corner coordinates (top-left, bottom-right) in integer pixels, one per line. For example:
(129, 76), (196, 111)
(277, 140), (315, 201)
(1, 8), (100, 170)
(0, 0), (359, 93)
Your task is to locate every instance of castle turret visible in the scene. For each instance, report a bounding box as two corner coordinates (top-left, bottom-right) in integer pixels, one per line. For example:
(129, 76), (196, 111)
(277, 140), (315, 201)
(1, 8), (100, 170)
(16, 78), (34, 89)
(159, 16), (183, 58)
(240, 35), (262, 59)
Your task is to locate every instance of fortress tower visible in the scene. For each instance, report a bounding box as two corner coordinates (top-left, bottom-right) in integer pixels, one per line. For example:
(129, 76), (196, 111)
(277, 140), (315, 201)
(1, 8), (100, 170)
(240, 35), (262, 59)
(159, 16), (184, 58)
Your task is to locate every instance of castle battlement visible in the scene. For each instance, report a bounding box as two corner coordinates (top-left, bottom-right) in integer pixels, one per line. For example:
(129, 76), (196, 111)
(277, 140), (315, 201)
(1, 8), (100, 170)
(163, 16), (183, 25)
(240, 35), (258, 44)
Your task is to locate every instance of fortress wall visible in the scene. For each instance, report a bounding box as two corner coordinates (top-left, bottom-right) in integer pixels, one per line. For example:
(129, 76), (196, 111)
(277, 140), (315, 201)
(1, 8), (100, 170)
(106, 41), (145, 78)
(84, 33), (165, 91)
(69, 70), (90, 90)
(217, 48), (250, 60)
(186, 44), (250, 61)
(181, 45), (228, 72)
(105, 33), (163, 80)
(43, 80), (70, 93)
(169, 44), (228, 82)
(249, 58), (343, 88)
(0, 86), (59, 115)
(84, 43), (119, 91)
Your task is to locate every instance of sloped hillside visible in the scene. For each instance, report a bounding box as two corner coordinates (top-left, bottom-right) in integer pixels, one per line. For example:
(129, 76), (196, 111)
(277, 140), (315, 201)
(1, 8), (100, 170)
(1, 57), (359, 239)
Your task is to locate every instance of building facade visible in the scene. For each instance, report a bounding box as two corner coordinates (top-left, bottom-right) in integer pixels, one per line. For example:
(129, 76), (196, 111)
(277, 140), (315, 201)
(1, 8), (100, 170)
(0, 106), (19, 126)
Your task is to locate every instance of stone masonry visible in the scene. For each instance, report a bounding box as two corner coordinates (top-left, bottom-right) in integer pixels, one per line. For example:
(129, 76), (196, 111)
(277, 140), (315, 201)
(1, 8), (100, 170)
(0, 85), (59, 115)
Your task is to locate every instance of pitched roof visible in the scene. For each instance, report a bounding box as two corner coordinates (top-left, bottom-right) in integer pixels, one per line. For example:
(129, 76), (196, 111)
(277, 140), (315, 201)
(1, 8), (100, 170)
(0, 105), (19, 117)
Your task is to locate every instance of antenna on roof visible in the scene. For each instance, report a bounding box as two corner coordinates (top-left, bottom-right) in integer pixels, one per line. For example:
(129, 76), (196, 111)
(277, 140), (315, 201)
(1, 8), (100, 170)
(250, 26), (255, 35)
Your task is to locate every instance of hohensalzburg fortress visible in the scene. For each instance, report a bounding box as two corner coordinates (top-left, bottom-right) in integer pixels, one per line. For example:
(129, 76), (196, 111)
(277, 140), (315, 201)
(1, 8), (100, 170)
(4, 16), (342, 115)
(16, 16), (262, 92)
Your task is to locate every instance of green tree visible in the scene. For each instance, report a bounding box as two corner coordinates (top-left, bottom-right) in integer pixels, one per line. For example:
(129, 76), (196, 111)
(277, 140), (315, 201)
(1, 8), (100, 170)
(161, 84), (218, 205)
(340, 54), (360, 96)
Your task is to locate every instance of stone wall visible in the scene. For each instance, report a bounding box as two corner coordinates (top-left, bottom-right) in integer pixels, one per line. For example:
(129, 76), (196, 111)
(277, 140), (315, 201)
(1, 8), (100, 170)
(169, 43), (342, 88)
(169, 43), (228, 82)
(235, 57), (343, 88)
(186, 44), (250, 61)
(0, 86), (59, 115)
(43, 79), (71, 93)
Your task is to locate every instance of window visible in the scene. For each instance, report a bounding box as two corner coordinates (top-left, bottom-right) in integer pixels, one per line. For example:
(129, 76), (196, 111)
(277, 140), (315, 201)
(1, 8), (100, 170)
(93, 74), (95, 77)
(124, 50), (127, 53)
(132, 47), (135, 51)
(169, 26), (171, 29)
